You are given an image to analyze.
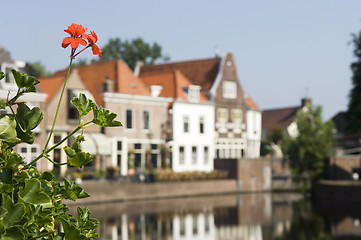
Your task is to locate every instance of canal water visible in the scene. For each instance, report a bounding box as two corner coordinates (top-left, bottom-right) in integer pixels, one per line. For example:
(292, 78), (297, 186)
(76, 192), (361, 240)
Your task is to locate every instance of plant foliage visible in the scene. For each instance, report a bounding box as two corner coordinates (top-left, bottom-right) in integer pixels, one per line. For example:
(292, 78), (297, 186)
(282, 105), (334, 187)
(0, 68), (121, 238)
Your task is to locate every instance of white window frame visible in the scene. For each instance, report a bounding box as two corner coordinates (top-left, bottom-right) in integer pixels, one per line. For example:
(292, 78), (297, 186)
(179, 146), (185, 165)
(192, 146), (197, 165)
(18, 143), (40, 167)
(222, 81), (237, 99)
(231, 109), (242, 133)
(216, 108), (228, 132)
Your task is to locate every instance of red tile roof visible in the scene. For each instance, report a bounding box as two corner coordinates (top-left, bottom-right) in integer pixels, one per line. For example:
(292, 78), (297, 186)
(139, 57), (221, 92)
(262, 106), (300, 130)
(38, 60), (150, 106)
(139, 70), (208, 102)
(246, 95), (260, 110)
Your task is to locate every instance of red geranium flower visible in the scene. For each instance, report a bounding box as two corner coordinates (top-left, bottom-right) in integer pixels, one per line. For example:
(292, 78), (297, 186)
(62, 23), (88, 49)
(87, 31), (102, 57)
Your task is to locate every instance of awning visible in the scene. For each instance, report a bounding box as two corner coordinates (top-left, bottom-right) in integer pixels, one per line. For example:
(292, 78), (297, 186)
(80, 133), (112, 155)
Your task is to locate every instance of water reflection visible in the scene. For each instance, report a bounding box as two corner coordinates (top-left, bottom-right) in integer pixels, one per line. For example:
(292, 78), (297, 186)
(72, 193), (303, 240)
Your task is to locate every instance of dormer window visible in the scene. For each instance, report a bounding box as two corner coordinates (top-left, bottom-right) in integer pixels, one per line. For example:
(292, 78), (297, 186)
(188, 85), (201, 103)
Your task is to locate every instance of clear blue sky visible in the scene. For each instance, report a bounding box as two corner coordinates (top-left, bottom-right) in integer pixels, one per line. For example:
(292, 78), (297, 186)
(1, 0), (361, 120)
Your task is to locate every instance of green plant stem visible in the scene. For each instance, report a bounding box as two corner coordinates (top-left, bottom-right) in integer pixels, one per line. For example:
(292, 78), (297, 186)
(27, 120), (93, 167)
(43, 58), (73, 152)
(27, 126), (80, 167)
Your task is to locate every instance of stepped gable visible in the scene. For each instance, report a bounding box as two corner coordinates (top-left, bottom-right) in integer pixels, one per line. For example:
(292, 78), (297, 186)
(38, 60), (150, 106)
(139, 57), (221, 92)
(262, 106), (299, 130)
(139, 70), (208, 102)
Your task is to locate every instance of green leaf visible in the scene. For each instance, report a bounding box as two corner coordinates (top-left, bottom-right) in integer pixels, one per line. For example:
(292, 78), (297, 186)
(62, 178), (90, 201)
(19, 179), (52, 208)
(1, 226), (25, 240)
(2, 195), (25, 228)
(64, 141), (93, 167)
(92, 105), (122, 127)
(15, 125), (35, 144)
(0, 115), (21, 144)
(68, 151), (93, 167)
(0, 71), (4, 81)
(70, 93), (94, 116)
(77, 207), (99, 230)
(0, 169), (12, 184)
(16, 103), (43, 131)
(0, 99), (6, 110)
(11, 69), (39, 90)
(58, 215), (87, 240)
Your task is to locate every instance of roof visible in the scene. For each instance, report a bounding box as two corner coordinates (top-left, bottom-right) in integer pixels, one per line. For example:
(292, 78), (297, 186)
(246, 95), (260, 110)
(262, 106), (300, 130)
(139, 70), (208, 102)
(0, 47), (14, 65)
(38, 60), (150, 105)
(139, 57), (221, 92)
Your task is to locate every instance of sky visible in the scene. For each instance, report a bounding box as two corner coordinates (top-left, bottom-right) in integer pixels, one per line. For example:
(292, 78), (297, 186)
(1, 0), (361, 120)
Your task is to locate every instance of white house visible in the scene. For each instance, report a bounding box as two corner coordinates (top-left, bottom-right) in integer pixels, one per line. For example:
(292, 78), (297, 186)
(139, 70), (215, 172)
(245, 94), (262, 158)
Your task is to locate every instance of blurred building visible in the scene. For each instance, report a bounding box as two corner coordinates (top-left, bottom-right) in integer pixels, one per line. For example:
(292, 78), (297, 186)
(35, 52), (261, 177)
(0, 47), (48, 167)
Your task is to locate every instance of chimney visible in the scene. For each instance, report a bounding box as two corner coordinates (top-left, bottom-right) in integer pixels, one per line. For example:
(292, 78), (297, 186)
(150, 85), (163, 97)
(301, 98), (311, 107)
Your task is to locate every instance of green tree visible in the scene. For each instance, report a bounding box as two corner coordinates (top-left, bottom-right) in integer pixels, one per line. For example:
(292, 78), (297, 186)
(100, 37), (170, 70)
(282, 105), (334, 187)
(24, 61), (50, 78)
(347, 30), (361, 133)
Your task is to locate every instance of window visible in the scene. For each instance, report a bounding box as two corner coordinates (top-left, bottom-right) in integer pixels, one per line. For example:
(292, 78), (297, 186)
(232, 109), (242, 132)
(204, 146), (209, 164)
(183, 116), (189, 133)
(116, 141), (122, 168)
(217, 108), (228, 122)
(199, 117), (204, 134)
(222, 81), (237, 99)
(179, 146), (185, 164)
(126, 109), (133, 129)
(192, 215), (198, 235)
(18, 144), (40, 166)
(67, 90), (79, 122)
(231, 109), (242, 123)
(192, 146), (197, 164)
(5, 67), (15, 84)
(180, 216), (185, 236)
(188, 85), (200, 102)
(143, 110), (150, 130)
(54, 135), (62, 144)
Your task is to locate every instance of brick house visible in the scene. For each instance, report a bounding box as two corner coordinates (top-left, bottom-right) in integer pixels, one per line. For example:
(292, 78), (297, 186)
(138, 52), (260, 159)
(38, 60), (170, 176)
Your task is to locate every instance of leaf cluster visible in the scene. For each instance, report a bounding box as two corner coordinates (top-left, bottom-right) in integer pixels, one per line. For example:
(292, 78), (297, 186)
(0, 69), (122, 239)
(99, 37), (170, 70)
(282, 105), (334, 183)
